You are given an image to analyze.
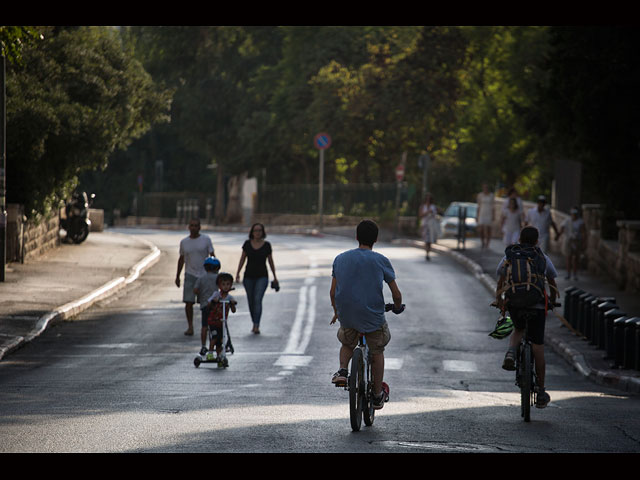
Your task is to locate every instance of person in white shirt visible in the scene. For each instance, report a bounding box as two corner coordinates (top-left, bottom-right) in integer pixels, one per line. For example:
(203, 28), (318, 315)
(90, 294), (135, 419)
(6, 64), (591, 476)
(556, 207), (587, 280)
(175, 218), (215, 335)
(525, 195), (559, 253)
(476, 183), (495, 249)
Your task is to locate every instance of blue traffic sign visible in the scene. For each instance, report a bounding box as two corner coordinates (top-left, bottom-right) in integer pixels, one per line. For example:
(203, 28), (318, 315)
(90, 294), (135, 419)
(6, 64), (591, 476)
(314, 133), (331, 150)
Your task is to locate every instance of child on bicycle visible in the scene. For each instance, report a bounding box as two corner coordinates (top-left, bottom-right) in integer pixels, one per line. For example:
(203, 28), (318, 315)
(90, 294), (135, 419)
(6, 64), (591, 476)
(330, 220), (404, 410)
(194, 257), (221, 356)
(205, 272), (237, 361)
(495, 225), (558, 408)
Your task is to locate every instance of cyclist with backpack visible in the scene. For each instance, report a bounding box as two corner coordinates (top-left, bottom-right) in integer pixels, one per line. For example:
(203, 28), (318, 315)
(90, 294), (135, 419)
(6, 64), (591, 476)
(495, 226), (559, 408)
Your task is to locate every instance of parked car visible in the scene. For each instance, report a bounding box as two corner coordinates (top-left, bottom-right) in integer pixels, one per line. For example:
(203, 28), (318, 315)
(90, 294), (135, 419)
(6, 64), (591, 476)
(440, 202), (478, 238)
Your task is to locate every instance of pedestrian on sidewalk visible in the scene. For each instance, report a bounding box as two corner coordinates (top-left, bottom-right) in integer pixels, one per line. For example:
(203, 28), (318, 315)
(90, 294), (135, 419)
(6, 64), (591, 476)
(556, 206), (587, 280)
(235, 223), (278, 334)
(501, 197), (522, 246)
(175, 218), (215, 336)
(476, 183), (495, 249)
(525, 195), (559, 253)
(418, 193), (440, 261)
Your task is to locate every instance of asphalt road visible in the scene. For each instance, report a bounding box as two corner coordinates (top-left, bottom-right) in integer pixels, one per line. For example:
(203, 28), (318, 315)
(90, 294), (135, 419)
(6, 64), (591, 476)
(1, 229), (640, 453)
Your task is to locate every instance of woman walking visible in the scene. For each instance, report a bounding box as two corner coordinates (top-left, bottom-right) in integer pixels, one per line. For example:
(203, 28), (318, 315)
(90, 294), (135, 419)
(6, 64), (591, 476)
(418, 193), (440, 261)
(236, 223), (278, 334)
(501, 197), (522, 246)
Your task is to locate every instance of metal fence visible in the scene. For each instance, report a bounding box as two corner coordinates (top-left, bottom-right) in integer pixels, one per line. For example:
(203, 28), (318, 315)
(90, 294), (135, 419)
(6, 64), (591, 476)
(257, 183), (418, 217)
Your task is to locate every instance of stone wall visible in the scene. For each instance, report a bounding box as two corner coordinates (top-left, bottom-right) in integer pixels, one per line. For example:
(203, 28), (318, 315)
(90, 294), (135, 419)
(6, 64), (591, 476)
(6, 205), (61, 263)
(5, 204), (104, 263)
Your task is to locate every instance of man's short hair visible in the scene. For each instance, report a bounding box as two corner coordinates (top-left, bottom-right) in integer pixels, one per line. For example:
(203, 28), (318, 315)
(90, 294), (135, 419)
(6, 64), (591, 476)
(519, 226), (539, 246)
(357, 220), (378, 247)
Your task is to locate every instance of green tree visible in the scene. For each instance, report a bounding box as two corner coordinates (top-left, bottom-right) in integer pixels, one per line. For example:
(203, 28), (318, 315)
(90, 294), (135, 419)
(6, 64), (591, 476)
(533, 26), (640, 223)
(6, 26), (172, 217)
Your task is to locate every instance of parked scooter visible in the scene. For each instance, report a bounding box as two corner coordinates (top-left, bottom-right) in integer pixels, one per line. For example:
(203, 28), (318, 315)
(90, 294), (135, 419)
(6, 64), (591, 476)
(60, 191), (95, 244)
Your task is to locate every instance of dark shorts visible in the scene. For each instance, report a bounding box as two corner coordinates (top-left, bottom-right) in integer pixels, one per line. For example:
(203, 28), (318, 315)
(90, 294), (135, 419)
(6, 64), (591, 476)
(510, 308), (546, 345)
(201, 306), (209, 328)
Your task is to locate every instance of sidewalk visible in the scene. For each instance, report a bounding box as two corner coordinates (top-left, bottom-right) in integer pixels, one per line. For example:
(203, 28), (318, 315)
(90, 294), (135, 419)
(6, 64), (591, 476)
(0, 230), (160, 360)
(393, 234), (640, 394)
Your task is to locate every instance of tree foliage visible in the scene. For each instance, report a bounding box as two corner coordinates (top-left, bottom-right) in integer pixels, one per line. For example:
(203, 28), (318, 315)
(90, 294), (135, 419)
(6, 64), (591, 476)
(6, 26), (637, 222)
(6, 26), (172, 217)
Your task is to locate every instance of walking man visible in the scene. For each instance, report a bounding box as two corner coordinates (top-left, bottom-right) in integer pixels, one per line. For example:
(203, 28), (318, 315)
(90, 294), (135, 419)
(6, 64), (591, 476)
(176, 218), (215, 335)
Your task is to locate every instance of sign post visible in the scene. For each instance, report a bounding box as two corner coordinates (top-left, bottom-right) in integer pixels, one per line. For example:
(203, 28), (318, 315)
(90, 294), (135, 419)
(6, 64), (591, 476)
(313, 133), (331, 231)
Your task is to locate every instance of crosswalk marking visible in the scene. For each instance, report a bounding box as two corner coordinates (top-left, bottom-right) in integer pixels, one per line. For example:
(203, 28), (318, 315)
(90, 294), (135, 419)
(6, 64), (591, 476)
(443, 360), (477, 372)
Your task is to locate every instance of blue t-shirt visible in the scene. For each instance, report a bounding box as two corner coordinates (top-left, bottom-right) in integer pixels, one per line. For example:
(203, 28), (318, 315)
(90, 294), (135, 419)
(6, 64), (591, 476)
(332, 248), (396, 332)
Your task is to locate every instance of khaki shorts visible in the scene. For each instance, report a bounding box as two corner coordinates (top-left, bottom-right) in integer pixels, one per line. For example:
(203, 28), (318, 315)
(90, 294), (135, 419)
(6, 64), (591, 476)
(337, 322), (391, 355)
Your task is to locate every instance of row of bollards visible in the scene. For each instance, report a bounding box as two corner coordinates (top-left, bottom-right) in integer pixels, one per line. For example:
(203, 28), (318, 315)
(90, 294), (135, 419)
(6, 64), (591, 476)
(564, 286), (640, 371)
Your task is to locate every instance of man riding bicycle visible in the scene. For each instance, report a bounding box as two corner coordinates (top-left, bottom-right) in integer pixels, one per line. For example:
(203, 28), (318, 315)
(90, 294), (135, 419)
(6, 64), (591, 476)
(495, 226), (558, 408)
(330, 220), (404, 410)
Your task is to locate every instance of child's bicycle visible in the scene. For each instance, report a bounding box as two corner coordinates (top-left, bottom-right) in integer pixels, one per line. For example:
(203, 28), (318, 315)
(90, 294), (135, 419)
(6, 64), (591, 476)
(335, 303), (404, 432)
(194, 297), (235, 369)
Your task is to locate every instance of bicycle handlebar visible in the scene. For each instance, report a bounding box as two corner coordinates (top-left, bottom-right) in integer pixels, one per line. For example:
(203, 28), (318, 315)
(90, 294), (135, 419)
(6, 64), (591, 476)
(490, 301), (561, 310)
(385, 303), (405, 314)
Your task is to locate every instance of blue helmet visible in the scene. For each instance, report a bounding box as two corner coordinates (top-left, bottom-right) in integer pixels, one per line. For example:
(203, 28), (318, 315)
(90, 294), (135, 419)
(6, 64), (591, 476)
(204, 257), (221, 269)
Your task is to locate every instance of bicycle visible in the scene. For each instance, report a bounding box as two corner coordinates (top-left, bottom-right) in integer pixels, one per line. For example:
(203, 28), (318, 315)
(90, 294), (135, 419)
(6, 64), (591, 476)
(493, 301), (560, 422)
(335, 303), (404, 432)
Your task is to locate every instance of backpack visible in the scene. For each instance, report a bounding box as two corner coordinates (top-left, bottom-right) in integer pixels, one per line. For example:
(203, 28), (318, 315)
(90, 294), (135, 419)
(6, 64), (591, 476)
(500, 244), (547, 309)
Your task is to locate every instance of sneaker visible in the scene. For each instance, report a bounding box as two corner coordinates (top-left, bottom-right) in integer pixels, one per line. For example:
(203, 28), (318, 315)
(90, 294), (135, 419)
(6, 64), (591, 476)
(332, 368), (348, 385)
(536, 388), (551, 408)
(206, 352), (215, 361)
(502, 349), (516, 371)
(200, 346), (208, 356)
(373, 391), (385, 410)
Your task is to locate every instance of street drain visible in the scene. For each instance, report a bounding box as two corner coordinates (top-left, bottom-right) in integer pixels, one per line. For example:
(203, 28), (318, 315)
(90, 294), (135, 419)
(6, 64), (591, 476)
(376, 441), (499, 452)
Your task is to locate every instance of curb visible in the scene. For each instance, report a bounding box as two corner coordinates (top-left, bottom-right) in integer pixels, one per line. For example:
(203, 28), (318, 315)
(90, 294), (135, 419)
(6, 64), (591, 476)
(0, 234), (160, 361)
(391, 237), (640, 394)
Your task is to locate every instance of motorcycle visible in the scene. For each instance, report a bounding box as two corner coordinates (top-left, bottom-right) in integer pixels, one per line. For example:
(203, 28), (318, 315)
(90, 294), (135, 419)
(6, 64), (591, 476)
(60, 191), (95, 244)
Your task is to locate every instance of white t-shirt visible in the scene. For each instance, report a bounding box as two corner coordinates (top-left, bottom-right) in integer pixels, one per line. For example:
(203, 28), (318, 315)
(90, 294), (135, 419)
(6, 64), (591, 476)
(526, 207), (553, 234)
(179, 234), (214, 277)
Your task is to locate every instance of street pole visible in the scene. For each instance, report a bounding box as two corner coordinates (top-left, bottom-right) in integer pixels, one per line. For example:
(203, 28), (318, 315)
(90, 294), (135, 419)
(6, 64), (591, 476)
(318, 148), (324, 232)
(1, 55), (6, 282)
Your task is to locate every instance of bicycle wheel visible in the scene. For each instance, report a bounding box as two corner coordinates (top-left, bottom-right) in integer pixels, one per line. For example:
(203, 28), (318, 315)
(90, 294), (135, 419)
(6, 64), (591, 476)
(520, 343), (532, 422)
(349, 348), (364, 431)
(363, 359), (375, 427)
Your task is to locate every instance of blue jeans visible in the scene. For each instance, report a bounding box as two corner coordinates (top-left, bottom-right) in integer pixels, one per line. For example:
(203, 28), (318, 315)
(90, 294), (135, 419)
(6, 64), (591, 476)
(243, 276), (268, 327)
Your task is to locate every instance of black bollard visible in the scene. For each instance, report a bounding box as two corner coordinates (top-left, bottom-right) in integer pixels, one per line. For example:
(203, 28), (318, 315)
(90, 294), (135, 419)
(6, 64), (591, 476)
(604, 309), (626, 360)
(590, 297), (616, 346)
(569, 288), (585, 330)
(578, 292), (595, 338)
(564, 286), (578, 324)
(624, 317), (640, 371)
(596, 302), (618, 350)
(613, 316), (630, 368)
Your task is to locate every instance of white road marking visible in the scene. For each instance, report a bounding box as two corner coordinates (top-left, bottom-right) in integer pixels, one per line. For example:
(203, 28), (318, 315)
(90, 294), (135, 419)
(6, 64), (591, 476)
(385, 358), (404, 370)
(443, 360), (477, 372)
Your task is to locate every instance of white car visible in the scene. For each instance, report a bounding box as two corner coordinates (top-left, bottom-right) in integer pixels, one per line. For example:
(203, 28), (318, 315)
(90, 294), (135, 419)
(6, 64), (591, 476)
(440, 202), (478, 238)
